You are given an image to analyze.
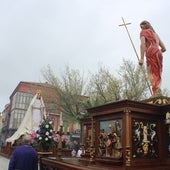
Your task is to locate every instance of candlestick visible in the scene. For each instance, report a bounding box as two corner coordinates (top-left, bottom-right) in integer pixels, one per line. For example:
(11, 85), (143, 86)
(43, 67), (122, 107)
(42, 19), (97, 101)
(60, 112), (63, 126)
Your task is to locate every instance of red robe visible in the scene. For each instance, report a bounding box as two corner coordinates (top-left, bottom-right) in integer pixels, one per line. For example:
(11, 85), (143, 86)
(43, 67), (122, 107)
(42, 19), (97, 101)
(140, 29), (163, 94)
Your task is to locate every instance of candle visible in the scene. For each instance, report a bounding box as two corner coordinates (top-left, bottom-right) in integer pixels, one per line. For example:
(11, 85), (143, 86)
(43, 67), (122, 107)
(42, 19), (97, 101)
(60, 112), (63, 126)
(67, 126), (70, 132)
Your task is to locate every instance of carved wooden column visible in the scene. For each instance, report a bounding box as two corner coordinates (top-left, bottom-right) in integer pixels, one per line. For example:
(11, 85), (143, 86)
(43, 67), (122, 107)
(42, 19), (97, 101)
(124, 108), (131, 166)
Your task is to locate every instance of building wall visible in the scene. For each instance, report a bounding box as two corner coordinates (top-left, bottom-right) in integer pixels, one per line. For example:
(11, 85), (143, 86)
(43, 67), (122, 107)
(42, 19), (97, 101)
(0, 81), (81, 144)
(4, 81), (60, 140)
(0, 113), (2, 133)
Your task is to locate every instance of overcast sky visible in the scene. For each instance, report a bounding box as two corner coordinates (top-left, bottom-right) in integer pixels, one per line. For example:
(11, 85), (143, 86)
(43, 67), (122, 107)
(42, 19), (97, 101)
(0, 0), (170, 111)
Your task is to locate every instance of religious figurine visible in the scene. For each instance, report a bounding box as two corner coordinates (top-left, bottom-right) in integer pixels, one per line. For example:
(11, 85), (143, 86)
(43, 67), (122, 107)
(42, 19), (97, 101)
(166, 112), (170, 124)
(139, 20), (166, 96)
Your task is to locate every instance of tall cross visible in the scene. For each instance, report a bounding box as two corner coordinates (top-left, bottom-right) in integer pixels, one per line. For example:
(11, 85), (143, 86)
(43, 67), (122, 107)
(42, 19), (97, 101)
(119, 17), (139, 61)
(119, 17), (152, 95)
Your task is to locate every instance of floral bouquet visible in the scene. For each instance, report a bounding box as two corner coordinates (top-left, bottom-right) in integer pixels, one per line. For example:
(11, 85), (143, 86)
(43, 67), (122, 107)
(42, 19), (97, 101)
(31, 118), (56, 151)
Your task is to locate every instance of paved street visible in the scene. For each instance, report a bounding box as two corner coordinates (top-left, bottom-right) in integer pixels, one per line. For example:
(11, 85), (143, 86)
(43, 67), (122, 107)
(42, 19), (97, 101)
(0, 155), (9, 170)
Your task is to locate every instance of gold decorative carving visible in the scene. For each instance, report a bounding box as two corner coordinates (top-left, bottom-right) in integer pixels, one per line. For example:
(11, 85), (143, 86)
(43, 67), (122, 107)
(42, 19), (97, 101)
(90, 145), (95, 162)
(125, 148), (131, 166)
(145, 97), (170, 105)
(132, 119), (158, 158)
(166, 112), (170, 125)
(90, 117), (95, 162)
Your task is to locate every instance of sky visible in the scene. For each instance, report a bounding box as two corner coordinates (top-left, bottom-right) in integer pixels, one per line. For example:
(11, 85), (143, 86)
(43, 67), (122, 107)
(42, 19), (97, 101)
(0, 0), (170, 111)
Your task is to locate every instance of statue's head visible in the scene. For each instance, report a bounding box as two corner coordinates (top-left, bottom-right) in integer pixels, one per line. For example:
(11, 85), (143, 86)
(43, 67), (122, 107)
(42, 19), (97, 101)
(140, 20), (154, 32)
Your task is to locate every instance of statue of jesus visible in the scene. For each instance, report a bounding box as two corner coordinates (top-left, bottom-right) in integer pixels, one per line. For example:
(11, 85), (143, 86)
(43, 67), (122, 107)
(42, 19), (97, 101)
(139, 20), (166, 97)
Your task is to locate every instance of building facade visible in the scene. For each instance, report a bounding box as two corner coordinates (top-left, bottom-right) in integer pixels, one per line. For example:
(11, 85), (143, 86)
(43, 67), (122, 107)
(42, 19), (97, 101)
(0, 81), (60, 144)
(0, 81), (81, 146)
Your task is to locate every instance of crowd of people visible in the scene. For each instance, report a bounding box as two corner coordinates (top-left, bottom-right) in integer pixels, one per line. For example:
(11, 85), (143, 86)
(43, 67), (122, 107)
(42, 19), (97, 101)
(70, 140), (82, 157)
(8, 134), (82, 170)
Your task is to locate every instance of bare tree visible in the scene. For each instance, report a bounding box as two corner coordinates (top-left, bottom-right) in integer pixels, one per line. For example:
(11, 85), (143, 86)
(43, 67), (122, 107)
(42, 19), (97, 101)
(119, 59), (169, 99)
(86, 65), (121, 106)
(119, 59), (149, 100)
(41, 60), (169, 122)
(41, 65), (89, 123)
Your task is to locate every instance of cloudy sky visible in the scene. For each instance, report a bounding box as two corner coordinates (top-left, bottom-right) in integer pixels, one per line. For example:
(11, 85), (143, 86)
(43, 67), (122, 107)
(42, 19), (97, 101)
(0, 0), (170, 111)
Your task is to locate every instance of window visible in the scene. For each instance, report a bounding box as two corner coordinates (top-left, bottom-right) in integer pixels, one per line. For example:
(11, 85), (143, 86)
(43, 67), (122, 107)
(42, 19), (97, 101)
(11, 92), (33, 110)
(10, 92), (34, 129)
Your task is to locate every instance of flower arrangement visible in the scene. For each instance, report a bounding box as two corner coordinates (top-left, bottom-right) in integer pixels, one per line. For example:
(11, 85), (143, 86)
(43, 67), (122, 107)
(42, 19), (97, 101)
(31, 118), (56, 150)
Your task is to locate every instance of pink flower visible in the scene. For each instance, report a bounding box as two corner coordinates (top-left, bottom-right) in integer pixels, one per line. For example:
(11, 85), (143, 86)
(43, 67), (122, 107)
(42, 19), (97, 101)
(30, 131), (37, 139)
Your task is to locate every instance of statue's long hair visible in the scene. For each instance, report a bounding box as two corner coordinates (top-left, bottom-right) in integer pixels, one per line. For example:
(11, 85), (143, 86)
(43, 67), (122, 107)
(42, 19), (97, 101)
(140, 20), (155, 32)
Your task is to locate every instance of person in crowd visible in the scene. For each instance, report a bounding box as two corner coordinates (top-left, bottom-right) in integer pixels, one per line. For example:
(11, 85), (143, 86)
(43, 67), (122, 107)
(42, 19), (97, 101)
(8, 134), (38, 170)
(76, 147), (82, 157)
(71, 149), (77, 157)
(72, 140), (79, 155)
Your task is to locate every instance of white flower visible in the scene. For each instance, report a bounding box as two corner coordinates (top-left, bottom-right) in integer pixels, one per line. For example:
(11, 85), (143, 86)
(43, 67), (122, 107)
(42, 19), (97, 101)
(50, 129), (53, 132)
(49, 121), (52, 124)
(45, 131), (49, 136)
(45, 137), (48, 141)
(45, 124), (49, 128)
(39, 137), (42, 140)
